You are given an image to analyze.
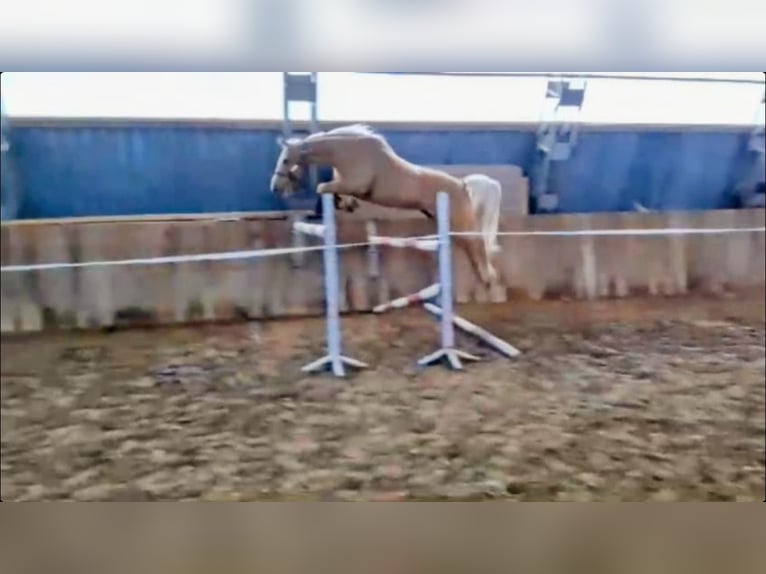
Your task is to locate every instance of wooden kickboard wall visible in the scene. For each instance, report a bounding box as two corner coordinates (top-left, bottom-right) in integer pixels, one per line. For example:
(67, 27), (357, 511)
(1, 207), (764, 333)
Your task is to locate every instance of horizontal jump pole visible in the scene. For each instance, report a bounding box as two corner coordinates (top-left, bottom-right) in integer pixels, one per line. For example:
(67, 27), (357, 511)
(293, 221), (325, 238)
(369, 235), (439, 252)
(373, 283), (440, 314)
(423, 302), (521, 359)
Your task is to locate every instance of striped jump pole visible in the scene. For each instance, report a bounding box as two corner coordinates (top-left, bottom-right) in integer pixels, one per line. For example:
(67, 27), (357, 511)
(417, 192), (481, 370)
(422, 302), (521, 359)
(368, 235), (439, 251)
(295, 193), (368, 377)
(292, 221), (325, 239)
(372, 283), (440, 314)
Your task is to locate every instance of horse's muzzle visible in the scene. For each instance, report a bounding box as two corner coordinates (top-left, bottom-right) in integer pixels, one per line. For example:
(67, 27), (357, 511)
(269, 176), (282, 195)
(271, 170), (299, 195)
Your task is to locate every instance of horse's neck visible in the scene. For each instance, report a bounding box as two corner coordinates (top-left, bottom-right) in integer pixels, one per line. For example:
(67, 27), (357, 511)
(306, 134), (388, 167)
(303, 136), (339, 164)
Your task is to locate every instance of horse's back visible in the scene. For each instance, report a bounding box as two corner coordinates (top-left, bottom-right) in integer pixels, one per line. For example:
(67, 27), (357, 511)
(414, 165), (466, 190)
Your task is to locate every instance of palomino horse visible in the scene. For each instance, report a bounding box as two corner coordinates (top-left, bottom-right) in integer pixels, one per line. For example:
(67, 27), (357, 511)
(270, 124), (502, 286)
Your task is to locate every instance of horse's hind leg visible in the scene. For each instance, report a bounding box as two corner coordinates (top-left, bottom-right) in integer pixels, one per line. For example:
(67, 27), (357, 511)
(451, 215), (497, 287)
(455, 235), (496, 287)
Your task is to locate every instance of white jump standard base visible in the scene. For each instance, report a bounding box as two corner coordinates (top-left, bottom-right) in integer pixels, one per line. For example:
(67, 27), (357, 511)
(417, 192), (480, 371)
(417, 347), (481, 370)
(423, 302), (521, 359)
(301, 354), (369, 377)
(296, 193), (367, 377)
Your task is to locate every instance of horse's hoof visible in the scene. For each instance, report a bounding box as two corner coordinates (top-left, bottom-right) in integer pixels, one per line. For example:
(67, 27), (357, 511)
(484, 267), (498, 286)
(342, 198), (360, 212)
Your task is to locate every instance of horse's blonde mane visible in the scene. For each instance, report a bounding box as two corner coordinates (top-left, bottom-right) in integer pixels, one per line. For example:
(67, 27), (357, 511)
(304, 123), (387, 144)
(326, 124), (378, 137)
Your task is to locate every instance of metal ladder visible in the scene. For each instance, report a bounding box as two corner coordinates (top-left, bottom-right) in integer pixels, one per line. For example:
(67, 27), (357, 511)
(282, 73), (320, 267)
(282, 72), (320, 211)
(531, 78), (587, 213)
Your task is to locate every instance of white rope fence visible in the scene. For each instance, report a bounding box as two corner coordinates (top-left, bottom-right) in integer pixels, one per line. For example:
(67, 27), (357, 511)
(1, 226), (764, 273)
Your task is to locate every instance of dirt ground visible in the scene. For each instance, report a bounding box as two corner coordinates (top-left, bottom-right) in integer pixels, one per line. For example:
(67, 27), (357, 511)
(1, 295), (764, 501)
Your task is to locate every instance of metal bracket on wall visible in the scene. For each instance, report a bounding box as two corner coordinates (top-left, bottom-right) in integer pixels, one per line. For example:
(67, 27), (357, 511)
(748, 91), (765, 154)
(532, 79), (587, 213)
(1, 97), (21, 221)
(737, 90), (765, 208)
(0, 113), (8, 154)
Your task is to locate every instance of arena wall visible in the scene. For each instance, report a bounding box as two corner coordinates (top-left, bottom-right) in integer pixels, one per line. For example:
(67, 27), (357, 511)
(6, 118), (755, 219)
(2, 208), (763, 333)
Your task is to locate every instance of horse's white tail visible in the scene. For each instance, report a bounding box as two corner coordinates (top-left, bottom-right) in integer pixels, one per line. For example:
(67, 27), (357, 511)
(464, 174), (503, 256)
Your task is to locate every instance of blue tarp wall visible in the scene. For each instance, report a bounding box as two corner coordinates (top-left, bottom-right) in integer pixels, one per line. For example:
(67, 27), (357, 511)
(4, 121), (756, 219)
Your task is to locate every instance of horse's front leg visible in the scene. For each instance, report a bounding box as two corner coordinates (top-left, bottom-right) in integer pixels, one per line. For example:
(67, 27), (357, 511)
(336, 196), (360, 212)
(316, 179), (343, 196)
(317, 180), (361, 213)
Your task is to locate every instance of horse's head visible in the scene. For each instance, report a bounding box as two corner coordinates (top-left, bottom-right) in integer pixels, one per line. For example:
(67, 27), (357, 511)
(270, 136), (306, 196)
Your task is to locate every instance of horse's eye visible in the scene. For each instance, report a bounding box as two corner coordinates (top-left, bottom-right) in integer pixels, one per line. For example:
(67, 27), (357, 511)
(282, 159), (288, 165)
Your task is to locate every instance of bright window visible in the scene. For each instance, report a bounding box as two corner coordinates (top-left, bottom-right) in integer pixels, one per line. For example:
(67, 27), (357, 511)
(2, 72), (763, 126)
